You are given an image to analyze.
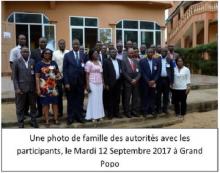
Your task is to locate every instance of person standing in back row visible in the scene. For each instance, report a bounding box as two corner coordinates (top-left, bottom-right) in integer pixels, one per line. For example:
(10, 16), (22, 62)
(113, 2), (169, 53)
(156, 48), (174, 115)
(31, 37), (48, 118)
(52, 39), (69, 117)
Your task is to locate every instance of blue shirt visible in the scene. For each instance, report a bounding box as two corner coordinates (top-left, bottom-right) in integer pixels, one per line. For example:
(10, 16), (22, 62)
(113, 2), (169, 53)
(147, 58), (153, 72)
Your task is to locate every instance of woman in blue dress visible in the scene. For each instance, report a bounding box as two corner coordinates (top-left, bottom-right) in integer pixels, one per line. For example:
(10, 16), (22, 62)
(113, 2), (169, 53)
(35, 48), (61, 127)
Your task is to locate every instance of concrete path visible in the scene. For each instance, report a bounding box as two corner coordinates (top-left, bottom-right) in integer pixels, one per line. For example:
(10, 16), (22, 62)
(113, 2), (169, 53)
(1, 74), (217, 100)
(1, 88), (217, 127)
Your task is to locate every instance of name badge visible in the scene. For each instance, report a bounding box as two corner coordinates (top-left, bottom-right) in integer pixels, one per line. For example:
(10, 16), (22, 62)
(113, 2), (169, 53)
(81, 63), (85, 68)
(154, 66), (157, 70)
(31, 70), (35, 75)
(166, 64), (170, 68)
(136, 69), (139, 73)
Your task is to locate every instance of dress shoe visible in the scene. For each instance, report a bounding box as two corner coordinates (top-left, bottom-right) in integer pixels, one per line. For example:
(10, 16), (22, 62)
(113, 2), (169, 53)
(125, 114), (132, 118)
(115, 115), (123, 118)
(66, 120), (73, 125)
(30, 122), (39, 128)
(77, 119), (85, 124)
(152, 112), (158, 118)
(18, 124), (24, 128)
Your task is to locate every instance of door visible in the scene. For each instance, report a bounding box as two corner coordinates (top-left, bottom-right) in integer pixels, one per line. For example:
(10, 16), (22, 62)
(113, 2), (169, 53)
(85, 28), (98, 49)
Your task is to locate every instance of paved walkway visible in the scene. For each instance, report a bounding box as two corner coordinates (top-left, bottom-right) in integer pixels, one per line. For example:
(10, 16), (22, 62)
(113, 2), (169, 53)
(1, 88), (217, 125)
(1, 74), (218, 100)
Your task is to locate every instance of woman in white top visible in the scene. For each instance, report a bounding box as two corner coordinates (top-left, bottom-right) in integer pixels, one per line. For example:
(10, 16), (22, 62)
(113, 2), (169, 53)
(85, 49), (105, 122)
(172, 57), (191, 118)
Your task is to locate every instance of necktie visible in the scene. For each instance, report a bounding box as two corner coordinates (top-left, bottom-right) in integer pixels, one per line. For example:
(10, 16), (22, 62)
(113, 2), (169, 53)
(130, 60), (135, 71)
(75, 51), (79, 65)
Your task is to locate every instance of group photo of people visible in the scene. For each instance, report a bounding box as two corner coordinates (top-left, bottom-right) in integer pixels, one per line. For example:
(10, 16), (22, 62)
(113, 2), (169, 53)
(10, 34), (191, 128)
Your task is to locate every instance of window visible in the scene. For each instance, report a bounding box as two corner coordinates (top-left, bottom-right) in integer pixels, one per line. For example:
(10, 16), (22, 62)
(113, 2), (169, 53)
(99, 28), (112, 44)
(15, 13), (41, 23)
(70, 17), (83, 26)
(116, 21), (122, 28)
(140, 21), (154, 30)
(8, 12), (56, 50)
(70, 16), (98, 49)
(71, 29), (83, 45)
(141, 31), (153, 48)
(124, 31), (138, 45)
(156, 31), (161, 46)
(85, 18), (97, 27)
(123, 20), (138, 29)
(116, 20), (162, 48)
(116, 30), (122, 43)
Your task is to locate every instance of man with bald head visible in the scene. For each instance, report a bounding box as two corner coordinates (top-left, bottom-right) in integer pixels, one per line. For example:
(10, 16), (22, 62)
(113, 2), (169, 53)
(139, 44), (147, 59)
(122, 40), (133, 59)
(156, 47), (174, 114)
(53, 39), (69, 117)
(139, 48), (160, 117)
(122, 48), (141, 118)
(9, 34), (27, 70)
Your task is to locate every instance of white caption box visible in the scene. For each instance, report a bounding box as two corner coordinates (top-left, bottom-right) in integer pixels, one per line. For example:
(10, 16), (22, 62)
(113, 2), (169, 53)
(2, 129), (218, 172)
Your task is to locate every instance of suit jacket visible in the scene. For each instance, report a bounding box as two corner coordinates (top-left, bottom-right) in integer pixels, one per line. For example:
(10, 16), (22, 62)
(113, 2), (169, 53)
(30, 48), (43, 64)
(63, 51), (86, 86)
(103, 58), (122, 88)
(12, 57), (36, 93)
(158, 56), (174, 84)
(99, 53), (108, 65)
(122, 57), (141, 86)
(167, 52), (179, 60)
(139, 58), (160, 84)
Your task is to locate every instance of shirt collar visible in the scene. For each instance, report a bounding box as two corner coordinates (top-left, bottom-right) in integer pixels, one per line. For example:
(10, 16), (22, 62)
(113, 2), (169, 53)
(21, 56), (30, 62)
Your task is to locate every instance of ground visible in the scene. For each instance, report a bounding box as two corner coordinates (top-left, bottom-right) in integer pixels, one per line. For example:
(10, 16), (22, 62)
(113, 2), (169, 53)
(165, 110), (217, 128)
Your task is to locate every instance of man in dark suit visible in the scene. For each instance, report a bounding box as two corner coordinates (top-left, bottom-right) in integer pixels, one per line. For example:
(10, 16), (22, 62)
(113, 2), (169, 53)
(122, 48), (141, 118)
(167, 44), (179, 104)
(12, 46), (38, 128)
(30, 37), (47, 64)
(63, 39), (86, 125)
(156, 48), (174, 114)
(139, 48), (160, 117)
(30, 37), (48, 117)
(103, 48), (122, 119)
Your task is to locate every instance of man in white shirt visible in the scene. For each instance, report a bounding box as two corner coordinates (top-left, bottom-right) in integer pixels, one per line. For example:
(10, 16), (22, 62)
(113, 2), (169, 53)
(52, 39), (69, 117)
(116, 42), (123, 60)
(9, 34), (27, 70)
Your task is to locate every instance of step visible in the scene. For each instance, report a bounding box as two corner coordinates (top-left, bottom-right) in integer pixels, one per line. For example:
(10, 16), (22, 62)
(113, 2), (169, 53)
(2, 100), (217, 128)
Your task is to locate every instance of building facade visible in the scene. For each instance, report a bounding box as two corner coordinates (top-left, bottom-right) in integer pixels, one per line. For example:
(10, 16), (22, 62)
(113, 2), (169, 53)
(2, 1), (172, 75)
(166, 1), (218, 48)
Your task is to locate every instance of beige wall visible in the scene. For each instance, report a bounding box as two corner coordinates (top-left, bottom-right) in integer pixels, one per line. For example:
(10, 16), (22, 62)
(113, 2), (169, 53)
(3, 1), (167, 49)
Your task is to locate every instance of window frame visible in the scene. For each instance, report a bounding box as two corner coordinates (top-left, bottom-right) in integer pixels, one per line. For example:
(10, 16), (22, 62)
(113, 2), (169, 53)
(7, 12), (56, 50)
(69, 16), (99, 49)
(99, 28), (112, 44)
(115, 19), (161, 48)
